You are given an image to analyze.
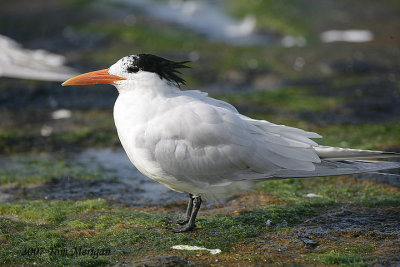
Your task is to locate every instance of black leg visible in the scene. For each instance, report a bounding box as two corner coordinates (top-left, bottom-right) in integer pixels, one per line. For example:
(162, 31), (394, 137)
(164, 193), (194, 225)
(180, 193), (194, 224)
(169, 196), (202, 233)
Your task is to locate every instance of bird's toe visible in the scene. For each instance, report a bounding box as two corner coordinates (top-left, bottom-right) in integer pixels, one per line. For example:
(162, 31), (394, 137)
(166, 224), (196, 233)
(163, 218), (189, 225)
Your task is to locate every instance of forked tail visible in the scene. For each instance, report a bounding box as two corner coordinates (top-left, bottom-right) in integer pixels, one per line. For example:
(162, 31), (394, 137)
(273, 146), (399, 178)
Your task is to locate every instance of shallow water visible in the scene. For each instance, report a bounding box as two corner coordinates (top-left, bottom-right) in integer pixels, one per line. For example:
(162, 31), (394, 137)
(0, 148), (185, 206)
(74, 148), (185, 206)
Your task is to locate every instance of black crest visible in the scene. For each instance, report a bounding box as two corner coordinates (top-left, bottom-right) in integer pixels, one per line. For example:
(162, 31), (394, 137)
(123, 54), (190, 85)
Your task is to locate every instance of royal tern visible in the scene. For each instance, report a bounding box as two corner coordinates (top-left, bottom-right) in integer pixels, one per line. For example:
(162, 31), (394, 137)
(62, 54), (399, 232)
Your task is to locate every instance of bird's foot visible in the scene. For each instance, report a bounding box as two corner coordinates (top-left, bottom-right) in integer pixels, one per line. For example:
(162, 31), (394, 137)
(163, 217), (189, 225)
(164, 195), (201, 233)
(166, 218), (189, 225)
(166, 223), (196, 233)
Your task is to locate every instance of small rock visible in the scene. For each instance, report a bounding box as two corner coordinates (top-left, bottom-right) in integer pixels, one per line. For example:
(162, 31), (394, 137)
(299, 237), (319, 247)
(51, 109), (72, 119)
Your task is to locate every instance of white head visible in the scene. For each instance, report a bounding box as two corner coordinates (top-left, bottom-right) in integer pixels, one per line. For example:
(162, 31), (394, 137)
(62, 54), (189, 92)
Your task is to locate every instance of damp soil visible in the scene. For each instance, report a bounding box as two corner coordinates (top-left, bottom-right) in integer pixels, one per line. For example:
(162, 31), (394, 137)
(254, 206), (400, 266)
(0, 148), (185, 207)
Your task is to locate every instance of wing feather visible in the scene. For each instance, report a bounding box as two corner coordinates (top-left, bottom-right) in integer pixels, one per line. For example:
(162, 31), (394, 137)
(147, 92), (322, 186)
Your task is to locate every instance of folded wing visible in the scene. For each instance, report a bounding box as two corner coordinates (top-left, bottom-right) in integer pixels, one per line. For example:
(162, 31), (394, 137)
(147, 92), (323, 186)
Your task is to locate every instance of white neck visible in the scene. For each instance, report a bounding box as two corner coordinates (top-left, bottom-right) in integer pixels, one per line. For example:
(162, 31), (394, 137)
(114, 72), (178, 95)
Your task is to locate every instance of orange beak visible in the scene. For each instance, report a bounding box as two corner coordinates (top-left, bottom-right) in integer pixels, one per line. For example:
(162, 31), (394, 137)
(61, 68), (125, 86)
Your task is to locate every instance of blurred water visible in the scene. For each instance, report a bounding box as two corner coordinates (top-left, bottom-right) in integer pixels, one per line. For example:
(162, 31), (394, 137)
(106, 0), (273, 45)
(75, 148), (184, 205)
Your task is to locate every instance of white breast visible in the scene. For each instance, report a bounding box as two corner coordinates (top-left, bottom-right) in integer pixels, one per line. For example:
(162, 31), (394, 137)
(113, 89), (172, 183)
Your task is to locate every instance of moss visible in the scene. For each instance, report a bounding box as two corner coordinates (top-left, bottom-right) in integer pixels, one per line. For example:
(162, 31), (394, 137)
(54, 128), (115, 145)
(0, 154), (109, 186)
(0, 199), (109, 224)
(77, 22), (202, 60)
(257, 176), (400, 208)
(0, 110), (118, 153)
(308, 250), (369, 266)
(227, 0), (322, 37)
(218, 86), (341, 112)
(316, 122), (400, 149)
(0, 129), (20, 154)
(0, 197), (321, 265)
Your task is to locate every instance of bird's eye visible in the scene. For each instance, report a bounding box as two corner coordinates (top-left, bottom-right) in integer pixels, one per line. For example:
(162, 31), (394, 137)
(127, 66), (139, 73)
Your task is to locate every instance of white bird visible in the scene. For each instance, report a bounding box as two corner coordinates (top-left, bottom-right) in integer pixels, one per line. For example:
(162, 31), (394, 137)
(0, 34), (77, 81)
(62, 54), (399, 232)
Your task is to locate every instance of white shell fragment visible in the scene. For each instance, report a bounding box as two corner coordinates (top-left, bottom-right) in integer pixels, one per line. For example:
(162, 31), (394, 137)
(171, 245), (221, 254)
(304, 193), (323, 198)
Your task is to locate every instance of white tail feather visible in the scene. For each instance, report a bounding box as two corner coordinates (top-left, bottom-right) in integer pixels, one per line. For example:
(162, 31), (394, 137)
(314, 145), (399, 160)
(272, 160), (400, 179)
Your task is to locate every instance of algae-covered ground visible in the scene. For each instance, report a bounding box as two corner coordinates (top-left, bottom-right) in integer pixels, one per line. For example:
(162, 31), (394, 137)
(1, 0), (400, 266)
